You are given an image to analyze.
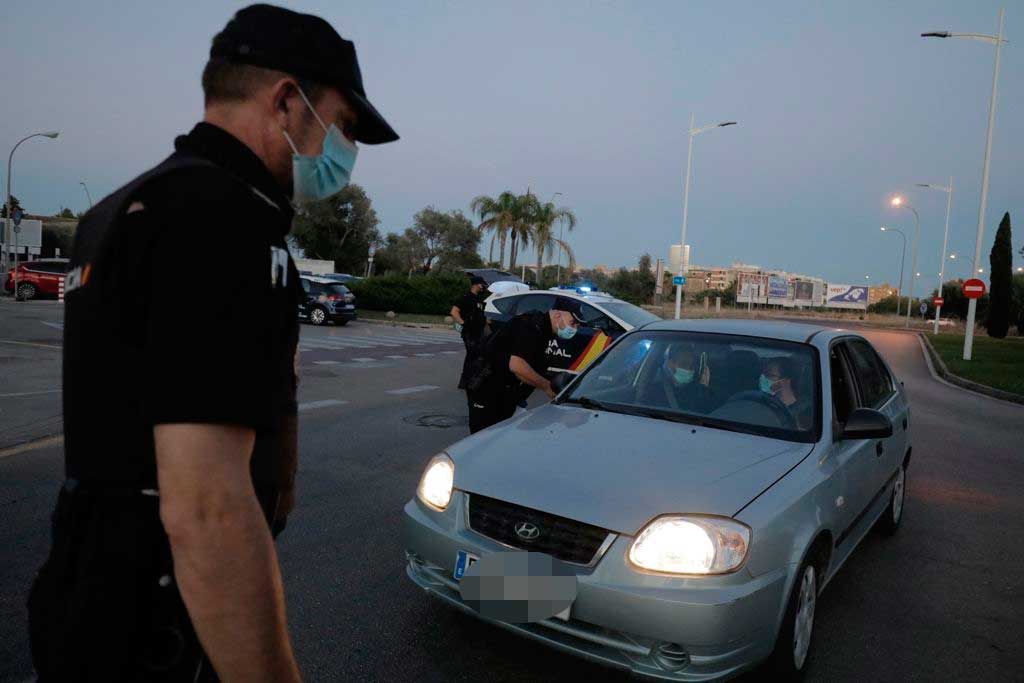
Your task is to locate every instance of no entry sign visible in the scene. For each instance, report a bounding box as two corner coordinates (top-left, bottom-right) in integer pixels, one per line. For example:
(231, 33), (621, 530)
(963, 278), (986, 300)
(933, 297), (944, 306)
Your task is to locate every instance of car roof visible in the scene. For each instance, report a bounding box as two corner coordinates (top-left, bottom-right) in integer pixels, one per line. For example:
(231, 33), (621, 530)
(301, 275), (348, 284)
(503, 289), (624, 306)
(641, 318), (849, 344)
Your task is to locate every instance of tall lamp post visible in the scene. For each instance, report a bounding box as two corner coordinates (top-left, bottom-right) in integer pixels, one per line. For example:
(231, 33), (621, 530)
(889, 194), (921, 328)
(80, 181), (93, 208)
(922, 8), (1007, 359)
(880, 225), (907, 317)
(5, 130), (60, 286)
(916, 178), (953, 334)
(674, 114), (736, 319)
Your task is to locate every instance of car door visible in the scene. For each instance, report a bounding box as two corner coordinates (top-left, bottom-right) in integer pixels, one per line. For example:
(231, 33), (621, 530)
(843, 338), (906, 493)
(827, 340), (879, 548)
(298, 278), (314, 318)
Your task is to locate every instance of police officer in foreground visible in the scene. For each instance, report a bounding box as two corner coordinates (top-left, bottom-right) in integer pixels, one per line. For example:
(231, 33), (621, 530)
(28, 5), (397, 681)
(466, 299), (587, 433)
(451, 274), (489, 389)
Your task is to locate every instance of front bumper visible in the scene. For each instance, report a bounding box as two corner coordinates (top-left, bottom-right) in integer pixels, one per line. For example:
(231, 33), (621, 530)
(403, 494), (788, 681)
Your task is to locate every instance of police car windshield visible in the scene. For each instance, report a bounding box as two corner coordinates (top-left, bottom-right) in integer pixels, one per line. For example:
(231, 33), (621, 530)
(563, 330), (820, 443)
(598, 302), (659, 328)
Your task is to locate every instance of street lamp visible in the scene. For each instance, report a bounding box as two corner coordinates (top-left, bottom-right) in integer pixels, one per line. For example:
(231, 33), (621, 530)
(80, 181), (93, 208)
(922, 8), (1006, 359)
(916, 179), (953, 333)
(5, 130), (60, 290)
(880, 225), (907, 317)
(674, 114), (737, 319)
(889, 194), (921, 329)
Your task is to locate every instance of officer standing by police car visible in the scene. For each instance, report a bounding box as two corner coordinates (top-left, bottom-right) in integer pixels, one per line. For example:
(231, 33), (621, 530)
(27, 5), (397, 681)
(465, 299), (587, 433)
(451, 274), (489, 389)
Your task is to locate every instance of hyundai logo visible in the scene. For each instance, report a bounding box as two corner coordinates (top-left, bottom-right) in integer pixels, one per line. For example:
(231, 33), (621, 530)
(514, 521), (540, 541)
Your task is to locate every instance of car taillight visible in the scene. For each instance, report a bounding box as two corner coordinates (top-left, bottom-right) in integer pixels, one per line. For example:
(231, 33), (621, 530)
(326, 295), (341, 301)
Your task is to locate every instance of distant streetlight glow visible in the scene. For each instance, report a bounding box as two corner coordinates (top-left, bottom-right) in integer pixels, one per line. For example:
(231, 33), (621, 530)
(891, 196), (904, 207)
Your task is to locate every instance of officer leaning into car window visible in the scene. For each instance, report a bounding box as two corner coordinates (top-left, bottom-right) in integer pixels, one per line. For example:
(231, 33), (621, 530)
(27, 5), (397, 681)
(451, 275), (489, 389)
(465, 299), (587, 434)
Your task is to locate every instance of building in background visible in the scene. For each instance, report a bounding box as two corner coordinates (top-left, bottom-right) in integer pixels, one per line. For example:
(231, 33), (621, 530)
(868, 282), (896, 304)
(669, 244), (691, 275)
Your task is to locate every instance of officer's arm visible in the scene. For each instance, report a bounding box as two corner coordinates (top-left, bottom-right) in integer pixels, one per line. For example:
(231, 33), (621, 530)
(509, 355), (555, 399)
(156, 424), (301, 683)
(450, 305), (464, 324)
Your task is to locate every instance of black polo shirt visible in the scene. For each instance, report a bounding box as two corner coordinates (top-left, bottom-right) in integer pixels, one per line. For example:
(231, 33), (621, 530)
(62, 122), (300, 504)
(453, 290), (485, 338)
(485, 311), (554, 391)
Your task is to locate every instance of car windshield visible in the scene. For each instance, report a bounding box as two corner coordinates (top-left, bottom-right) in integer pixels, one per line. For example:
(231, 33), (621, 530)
(323, 283), (351, 295)
(598, 301), (660, 328)
(561, 330), (820, 443)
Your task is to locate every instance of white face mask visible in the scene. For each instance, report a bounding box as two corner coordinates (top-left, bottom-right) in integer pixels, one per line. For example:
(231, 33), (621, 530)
(281, 86), (358, 203)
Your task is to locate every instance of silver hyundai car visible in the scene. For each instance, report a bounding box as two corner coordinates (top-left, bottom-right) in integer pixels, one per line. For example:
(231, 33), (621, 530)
(403, 319), (911, 680)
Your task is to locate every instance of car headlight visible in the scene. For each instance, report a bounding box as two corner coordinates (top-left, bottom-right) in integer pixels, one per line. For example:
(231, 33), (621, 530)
(628, 515), (750, 575)
(417, 453), (455, 511)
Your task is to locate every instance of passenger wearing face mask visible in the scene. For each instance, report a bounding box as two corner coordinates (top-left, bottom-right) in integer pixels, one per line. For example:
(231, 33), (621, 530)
(639, 343), (717, 413)
(28, 5), (397, 681)
(759, 358), (813, 428)
(465, 299), (588, 434)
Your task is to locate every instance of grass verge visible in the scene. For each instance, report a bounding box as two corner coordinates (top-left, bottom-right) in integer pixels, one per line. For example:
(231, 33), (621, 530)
(357, 309), (450, 325)
(927, 333), (1024, 397)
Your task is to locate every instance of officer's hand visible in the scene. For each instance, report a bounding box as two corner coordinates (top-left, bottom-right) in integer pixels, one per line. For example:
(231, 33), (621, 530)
(544, 385), (557, 400)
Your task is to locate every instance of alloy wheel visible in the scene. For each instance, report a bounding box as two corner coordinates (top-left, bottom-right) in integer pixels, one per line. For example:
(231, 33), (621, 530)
(892, 467), (906, 524)
(310, 307), (326, 325)
(792, 564), (817, 670)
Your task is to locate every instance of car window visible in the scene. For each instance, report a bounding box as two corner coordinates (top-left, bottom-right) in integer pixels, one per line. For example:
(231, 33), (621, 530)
(579, 303), (620, 335)
(27, 262), (59, 273)
(491, 295), (519, 314)
(323, 283), (350, 295)
(516, 294), (556, 315)
(844, 340), (894, 409)
(597, 301), (660, 328)
(830, 344), (856, 425)
(563, 330), (820, 443)
(300, 279), (312, 294)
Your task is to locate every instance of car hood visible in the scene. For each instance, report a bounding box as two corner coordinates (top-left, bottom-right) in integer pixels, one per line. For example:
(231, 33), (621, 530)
(450, 403), (814, 535)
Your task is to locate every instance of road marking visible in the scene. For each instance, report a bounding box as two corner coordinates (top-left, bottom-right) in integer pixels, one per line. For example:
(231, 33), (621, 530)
(441, 350), (460, 355)
(0, 434), (64, 460)
(0, 389), (61, 398)
(298, 399), (348, 412)
(387, 385), (440, 395)
(414, 353), (435, 357)
(352, 357), (376, 362)
(40, 321), (64, 330)
(385, 355), (408, 360)
(313, 360), (340, 365)
(0, 339), (62, 351)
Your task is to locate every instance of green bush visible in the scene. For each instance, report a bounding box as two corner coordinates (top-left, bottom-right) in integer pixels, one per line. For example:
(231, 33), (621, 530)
(348, 273), (467, 315)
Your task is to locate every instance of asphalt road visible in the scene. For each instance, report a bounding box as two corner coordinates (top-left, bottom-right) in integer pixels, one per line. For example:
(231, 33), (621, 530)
(1, 303), (1022, 682)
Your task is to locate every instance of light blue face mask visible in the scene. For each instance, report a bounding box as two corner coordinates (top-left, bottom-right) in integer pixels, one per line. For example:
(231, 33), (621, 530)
(669, 366), (695, 386)
(282, 87), (358, 203)
(556, 322), (577, 340)
(759, 374), (776, 394)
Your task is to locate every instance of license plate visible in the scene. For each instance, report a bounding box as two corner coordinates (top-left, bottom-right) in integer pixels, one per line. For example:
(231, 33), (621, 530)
(453, 550), (478, 580)
(344, 304), (355, 309)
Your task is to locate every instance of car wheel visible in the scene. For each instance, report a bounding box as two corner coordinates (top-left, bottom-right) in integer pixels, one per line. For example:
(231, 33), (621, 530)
(16, 283), (37, 300)
(766, 560), (818, 679)
(309, 306), (327, 326)
(876, 463), (906, 535)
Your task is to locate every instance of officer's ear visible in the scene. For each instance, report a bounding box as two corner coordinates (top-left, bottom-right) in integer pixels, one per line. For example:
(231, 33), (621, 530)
(268, 78), (310, 134)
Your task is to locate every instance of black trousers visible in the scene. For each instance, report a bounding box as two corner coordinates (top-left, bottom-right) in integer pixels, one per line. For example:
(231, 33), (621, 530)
(467, 386), (517, 434)
(457, 332), (483, 390)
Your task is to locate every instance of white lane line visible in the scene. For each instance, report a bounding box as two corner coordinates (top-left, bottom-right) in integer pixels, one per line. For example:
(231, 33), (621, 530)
(0, 389), (61, 398)
(298, 399), (348, 412)
(300, 338), (385, 349)
(0, 339), (62, 351)
(386, 385), (439, 395)
(441, 351), (460, 355)
(40, 321), (64, 330)
(414, 353), (436, 357)
(352, 357), (376, 363)
(313, 360), (340, 365)
(385, 355), (408, 360)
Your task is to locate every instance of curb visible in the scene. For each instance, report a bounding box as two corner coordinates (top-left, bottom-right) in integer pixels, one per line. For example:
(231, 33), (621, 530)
(917, 333), (1024, 406)
(355, 317), (452, 331)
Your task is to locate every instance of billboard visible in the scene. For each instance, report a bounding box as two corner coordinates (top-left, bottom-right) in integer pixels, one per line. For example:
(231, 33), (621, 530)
(793, 280), (815, 307)
(737, 272), (767, 304)
(1, 218), (42, 256)
(826, 283), (868, 310)
(767, 275), (793, 307)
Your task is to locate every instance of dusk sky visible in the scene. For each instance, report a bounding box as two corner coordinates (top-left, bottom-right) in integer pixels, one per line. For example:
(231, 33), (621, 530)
(3, 1), (1020, 286)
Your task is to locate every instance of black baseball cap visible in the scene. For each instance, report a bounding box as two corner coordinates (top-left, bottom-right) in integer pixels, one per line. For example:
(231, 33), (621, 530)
(210, 4), (399, 144)
(469, 275), (487, 286)
(551, 298), (590, 325)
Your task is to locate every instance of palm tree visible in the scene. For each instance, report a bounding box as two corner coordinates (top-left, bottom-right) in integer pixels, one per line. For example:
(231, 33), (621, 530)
(531, 201), (577, 287)
(470, 191), (519, 269)
(507, 192), (537, 273)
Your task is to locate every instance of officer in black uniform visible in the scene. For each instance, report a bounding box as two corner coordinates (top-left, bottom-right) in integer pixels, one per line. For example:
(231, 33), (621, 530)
(466, 299), (587, 433)
(451, 275), (489, 389)
(27, 5), (397, 681)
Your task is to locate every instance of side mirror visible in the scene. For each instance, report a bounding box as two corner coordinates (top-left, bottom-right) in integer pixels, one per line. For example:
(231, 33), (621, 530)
(839, 408), (893, 440)
(550, 372), (575, 394)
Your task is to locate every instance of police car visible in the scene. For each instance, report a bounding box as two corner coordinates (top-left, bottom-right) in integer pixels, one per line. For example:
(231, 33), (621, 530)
(298, 275), (358, 326)
(484, 286), (660, 374)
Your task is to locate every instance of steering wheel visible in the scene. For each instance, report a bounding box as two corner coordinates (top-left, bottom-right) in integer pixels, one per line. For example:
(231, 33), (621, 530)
(718, 390), (798, 430)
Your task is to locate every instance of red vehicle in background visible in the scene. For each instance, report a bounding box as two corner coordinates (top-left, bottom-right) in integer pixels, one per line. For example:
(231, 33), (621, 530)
(4, 258), (71, 300)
